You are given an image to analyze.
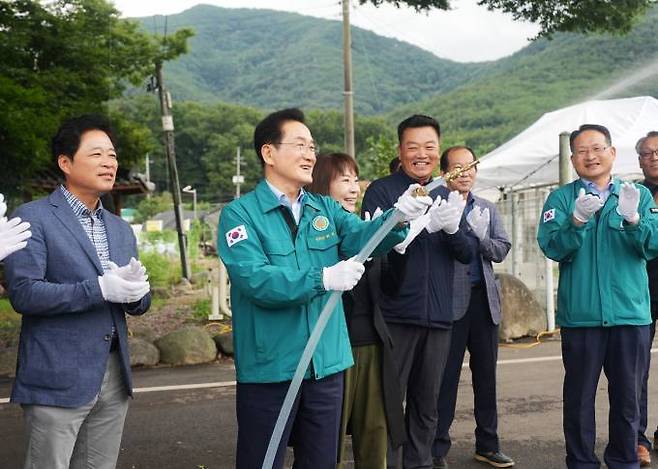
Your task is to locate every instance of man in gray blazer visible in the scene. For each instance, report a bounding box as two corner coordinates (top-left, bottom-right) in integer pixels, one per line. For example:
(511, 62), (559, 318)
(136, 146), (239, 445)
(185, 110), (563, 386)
(4, 114), (151, 469)
(431, 146), (513, 468)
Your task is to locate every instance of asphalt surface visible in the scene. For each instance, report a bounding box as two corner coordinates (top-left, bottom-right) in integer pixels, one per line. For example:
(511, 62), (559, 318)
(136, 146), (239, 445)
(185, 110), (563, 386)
(2, 338), (658, 468)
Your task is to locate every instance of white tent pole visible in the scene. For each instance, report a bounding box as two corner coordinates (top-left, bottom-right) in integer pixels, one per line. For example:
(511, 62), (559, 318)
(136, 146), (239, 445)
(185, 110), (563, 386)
(511, 191), (520, 278)
(559, 131), (572, 184)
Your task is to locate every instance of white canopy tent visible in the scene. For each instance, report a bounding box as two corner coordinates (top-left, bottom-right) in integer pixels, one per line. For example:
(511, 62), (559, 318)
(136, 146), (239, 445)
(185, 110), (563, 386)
(475, 96), (658, 193)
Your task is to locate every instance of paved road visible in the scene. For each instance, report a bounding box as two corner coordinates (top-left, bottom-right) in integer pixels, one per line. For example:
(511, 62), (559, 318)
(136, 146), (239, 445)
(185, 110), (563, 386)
(2, 339), (658, 468)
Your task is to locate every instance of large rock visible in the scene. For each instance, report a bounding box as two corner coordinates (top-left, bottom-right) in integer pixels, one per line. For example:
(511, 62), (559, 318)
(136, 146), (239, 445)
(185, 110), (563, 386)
(498, 273), (547, 341)
(128, 336), (160, 367)
(129, 325), (158, 343)
(0, 347), (17, 377)
(155, 326), (217, 365)
(213, 332), (234, 356)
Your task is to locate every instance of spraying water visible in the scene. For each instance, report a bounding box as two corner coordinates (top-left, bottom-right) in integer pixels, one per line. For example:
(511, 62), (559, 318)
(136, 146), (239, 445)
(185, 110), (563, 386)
(589, 56), (658, 100)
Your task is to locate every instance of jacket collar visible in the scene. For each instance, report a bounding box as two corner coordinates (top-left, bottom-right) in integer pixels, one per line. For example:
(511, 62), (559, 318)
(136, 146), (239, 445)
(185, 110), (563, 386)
(48, 189), (125, 274)
(395, 169), (434, 187)
(255, 179), (321, 214)
(642, 179), (658, 196)
(574, 177), (621, 196)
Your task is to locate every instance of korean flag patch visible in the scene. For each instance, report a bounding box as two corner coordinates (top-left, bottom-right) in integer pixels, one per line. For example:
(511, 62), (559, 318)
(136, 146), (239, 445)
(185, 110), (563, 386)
(543, 208), (556, 223)
(226, 225), (248, 247)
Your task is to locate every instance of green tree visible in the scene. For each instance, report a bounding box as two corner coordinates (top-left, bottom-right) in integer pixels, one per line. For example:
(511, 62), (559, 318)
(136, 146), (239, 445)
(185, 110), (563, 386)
(359, 134), (399, 181)
(361, 0), (654, 36)
(134, 192), (173, 223)
(0, 0), (192, 195)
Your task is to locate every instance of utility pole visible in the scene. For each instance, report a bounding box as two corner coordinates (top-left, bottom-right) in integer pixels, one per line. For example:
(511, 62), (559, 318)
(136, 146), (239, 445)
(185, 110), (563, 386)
(233, 146), (244, 199)
(342, 0), (355, 158)
(154, 61), (191, 281)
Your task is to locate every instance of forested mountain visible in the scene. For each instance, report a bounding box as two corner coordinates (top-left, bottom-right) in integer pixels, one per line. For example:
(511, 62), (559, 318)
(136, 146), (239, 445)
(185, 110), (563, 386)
(134, 3), (658, 156)
(135, 4), (486, 114)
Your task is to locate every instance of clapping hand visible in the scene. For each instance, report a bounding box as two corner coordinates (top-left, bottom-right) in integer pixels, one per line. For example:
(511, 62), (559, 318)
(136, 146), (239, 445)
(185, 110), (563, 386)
(466, 206), (490, 240)
(616, 182), (640, 224)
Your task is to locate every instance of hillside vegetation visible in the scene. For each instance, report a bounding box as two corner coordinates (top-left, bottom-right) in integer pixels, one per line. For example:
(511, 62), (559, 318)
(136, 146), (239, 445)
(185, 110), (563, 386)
(136, 4), (485, 114)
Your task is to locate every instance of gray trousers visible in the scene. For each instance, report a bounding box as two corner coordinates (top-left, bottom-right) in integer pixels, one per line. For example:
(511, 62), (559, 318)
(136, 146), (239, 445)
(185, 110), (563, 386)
(386, 324), (451, 469)
(22, 351), (129, 469)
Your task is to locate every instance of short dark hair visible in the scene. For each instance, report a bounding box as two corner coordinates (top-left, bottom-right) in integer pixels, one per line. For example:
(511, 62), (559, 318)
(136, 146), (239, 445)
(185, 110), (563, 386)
(307, 152), (359, 196)
(389, 157), (401, 174)
(569, 124), (611, 152)
(253, 108), (306, 166)
(440, 145), (477, 172)
(52, 114), (115, 165)
(636, 131), (658, 154)
(397, 114), (441, 144)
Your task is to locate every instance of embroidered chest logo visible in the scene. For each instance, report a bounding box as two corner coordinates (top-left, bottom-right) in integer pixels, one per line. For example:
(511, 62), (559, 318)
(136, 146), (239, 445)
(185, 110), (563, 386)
(226, 225), (248, 247)
(543, 208), (556, 223)
(312, 215), (330, 232)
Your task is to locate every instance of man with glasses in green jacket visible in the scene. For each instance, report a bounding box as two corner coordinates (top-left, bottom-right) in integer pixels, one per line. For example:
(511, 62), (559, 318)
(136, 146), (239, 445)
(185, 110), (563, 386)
(537, 124), (658, 469)
(218, 108), (432, 469)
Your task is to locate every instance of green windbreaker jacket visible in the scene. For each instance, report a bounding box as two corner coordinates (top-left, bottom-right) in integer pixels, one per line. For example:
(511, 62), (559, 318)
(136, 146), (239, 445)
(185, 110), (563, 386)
(218, 179), (407, 383)
(537, 178), (658, 328)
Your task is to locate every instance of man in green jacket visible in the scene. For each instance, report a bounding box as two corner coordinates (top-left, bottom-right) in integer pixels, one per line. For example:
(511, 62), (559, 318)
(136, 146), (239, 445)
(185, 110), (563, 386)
(537, 124), (658, 469)
(218, 108), (431, 469)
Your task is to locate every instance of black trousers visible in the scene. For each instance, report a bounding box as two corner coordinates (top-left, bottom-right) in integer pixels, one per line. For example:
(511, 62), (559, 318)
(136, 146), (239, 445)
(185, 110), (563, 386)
(562, 325), (650, 469)
(638, 320), (657, 450)
(235, 372), (344, 469)
(433, 285), (500, 458)
(386, 324), (451, 469)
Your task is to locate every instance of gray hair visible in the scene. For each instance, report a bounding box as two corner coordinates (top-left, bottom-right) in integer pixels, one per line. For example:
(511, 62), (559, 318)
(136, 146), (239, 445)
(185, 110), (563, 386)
(636, 131), (658, 154)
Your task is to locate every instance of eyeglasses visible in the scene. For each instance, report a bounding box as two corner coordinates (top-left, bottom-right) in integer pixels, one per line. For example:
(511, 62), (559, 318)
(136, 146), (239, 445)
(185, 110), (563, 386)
(639, 149), (658, 160)
(574, 145), (609, 158)
(275, 141), (319, 156)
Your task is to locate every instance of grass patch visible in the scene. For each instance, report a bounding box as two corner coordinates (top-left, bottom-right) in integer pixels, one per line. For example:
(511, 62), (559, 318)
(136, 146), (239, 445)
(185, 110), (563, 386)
(139, 252), (182, 289)
(192, 298), (211, 321)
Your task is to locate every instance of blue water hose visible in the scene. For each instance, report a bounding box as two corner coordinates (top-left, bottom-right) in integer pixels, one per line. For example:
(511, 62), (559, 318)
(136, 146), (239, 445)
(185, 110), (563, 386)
(261, 176), (447, 468)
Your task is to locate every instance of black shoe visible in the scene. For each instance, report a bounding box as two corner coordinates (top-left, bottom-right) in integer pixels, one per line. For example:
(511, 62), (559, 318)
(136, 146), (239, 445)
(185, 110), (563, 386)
(432, 456), (448, 468)
(474, 450), (515, 468)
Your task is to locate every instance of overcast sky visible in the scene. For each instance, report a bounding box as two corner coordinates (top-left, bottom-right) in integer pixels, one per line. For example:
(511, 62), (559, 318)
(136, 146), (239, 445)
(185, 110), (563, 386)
(110, 0), (540, 63)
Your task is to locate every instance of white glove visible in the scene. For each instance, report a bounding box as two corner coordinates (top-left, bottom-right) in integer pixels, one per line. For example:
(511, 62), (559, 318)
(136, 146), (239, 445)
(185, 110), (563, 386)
(573, 188), (604, 223)
(394, 212), (430, 254)
(363, 207), (384, 221)
(108, 257), (148, 282)
(466, 206), (490, 241)
(363, 208), (384, 261)
(0, 194), (32, 261)
(616, 182), (640, 224)
(322, 257), (365, 292)
(426, 191), (465, 234)
(394, 184), (432, 222)
(98, 272), (150, 304)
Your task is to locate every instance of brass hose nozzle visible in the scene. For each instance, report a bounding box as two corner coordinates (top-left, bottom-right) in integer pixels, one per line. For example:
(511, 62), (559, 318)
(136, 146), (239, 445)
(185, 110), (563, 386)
(412, 159), (480, 197)
(443, 159), (480, 182)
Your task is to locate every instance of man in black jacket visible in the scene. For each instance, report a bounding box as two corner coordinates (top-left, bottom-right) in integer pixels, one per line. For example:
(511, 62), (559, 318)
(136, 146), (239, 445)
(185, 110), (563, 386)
(362, 115), (472, 469)
(637, 130), (658, 467)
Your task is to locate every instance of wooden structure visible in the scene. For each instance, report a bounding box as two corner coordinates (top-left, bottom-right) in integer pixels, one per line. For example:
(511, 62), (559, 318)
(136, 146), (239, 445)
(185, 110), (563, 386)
(24, 168), (154, 215)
